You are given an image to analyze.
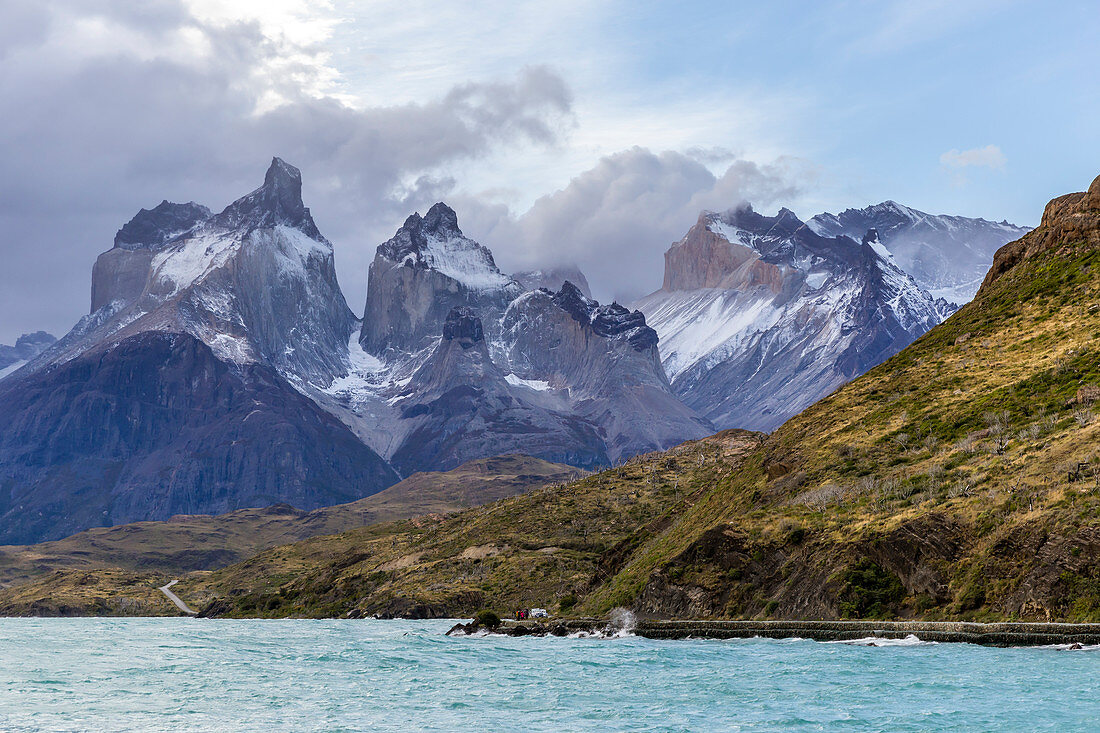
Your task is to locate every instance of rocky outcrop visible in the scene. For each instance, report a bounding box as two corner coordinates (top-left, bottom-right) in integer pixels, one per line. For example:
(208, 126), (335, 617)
(0, 331), (56, 373)
(981, 174), (1100, 292)
(500, 283), (710, 459)
(0, 331), (397, 544)
(808, 200), (1030, 304)
(635, 205), (944, 431)
(389, 307), (609, 474)
(360, 203), (520, 354)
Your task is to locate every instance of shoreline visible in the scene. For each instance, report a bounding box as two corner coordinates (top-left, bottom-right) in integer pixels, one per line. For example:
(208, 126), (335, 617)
(487, 618), (1100, 647)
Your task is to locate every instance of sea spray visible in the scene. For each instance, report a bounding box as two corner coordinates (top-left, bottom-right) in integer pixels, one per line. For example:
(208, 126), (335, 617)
(607, 608), (637, 636)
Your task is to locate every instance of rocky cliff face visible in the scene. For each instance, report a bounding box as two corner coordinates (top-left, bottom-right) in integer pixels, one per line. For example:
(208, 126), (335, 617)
(635, 205), (945, 431)
(499, 283), (710, 459)
(807, 200), (1029, 304)
(0, 331), (397, 544)
(388, 308), (609, 474)
(360, 203), (521, 354)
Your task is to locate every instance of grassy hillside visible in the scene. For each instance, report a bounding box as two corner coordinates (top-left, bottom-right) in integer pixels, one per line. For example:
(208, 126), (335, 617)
(172, 175), (1100, 622)
(10, 176), (1100, 622)
(0, 455), (579, 614)
(175, 430), (760, 618)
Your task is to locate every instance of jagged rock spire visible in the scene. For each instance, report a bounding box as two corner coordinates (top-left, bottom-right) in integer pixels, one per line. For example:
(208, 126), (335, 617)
(212, 157), (321, 238)
(380, 202), (470, 262)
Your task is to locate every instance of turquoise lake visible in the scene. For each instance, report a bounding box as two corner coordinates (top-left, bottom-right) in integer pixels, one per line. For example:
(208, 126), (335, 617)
(2, 618), (1099, 731)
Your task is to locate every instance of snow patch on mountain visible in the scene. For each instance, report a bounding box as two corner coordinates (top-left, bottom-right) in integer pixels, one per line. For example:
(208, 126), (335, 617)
(0, 361), (25, 381)
(320, 333), (390, 400)
(645, 290), (783, 380)
(151, 230), (239, 297)
(413, 231), (515, 291)
(505, 373), (552, 392)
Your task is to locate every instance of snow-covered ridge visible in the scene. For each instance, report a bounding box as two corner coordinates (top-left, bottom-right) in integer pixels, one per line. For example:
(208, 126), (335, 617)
(635, 203), (949, 431)
(411, 231), (515, 291)
(379, 203), (516, 293)
(807, 200), (1031, 304)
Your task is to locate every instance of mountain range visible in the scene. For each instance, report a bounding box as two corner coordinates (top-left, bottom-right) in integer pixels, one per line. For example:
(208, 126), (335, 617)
(0, 160), (706, 543)
(0, 158), (1029, 544)
(807, 200), (1030, 304)
(143, 171), (1098, 624)
(635, 206), (951, 430)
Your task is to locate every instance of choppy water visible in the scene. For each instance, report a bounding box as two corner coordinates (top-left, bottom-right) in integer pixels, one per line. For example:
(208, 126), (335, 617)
(2, 619), (1099, 731)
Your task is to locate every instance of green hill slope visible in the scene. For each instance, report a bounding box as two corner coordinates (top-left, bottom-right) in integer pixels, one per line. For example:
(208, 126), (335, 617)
(16, 175), (1100, 622)
(178, 175), (1100, 622)
(0, 455), (579, 615)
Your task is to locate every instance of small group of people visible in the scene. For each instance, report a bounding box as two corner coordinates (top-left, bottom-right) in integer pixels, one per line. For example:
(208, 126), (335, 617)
(515, 609), (531, 620)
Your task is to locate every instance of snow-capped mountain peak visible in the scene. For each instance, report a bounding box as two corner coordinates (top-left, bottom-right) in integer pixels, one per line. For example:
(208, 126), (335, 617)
(362, 203), (521, 353)
(808, 201), (1030, 304)
(41, 157), (355, 383)
(378, 202), (514, 292)
(636, 205), (948, 431)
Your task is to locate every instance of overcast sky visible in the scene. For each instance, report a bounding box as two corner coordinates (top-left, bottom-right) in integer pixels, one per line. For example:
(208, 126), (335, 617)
(1, 0), (1097, 343)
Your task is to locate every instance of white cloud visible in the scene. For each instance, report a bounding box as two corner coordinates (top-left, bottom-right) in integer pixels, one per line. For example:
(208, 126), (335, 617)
(458, 148), (807, 304)
(0, 0), (572, 342)
(940, 144), (1007, 171)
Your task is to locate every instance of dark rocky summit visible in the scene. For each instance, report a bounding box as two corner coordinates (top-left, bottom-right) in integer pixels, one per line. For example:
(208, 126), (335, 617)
(212, 157), (322, 238)
(551, 281), (657, 351)
(114, 201), (212, 249)
(0, 331), (56, 372)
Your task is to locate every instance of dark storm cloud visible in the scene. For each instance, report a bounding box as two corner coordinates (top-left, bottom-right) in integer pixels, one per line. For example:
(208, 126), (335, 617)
(0, 1), (572, 342)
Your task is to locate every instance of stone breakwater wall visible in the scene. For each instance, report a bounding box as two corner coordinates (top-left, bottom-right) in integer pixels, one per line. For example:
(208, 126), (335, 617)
(489, 619), (1100, 647)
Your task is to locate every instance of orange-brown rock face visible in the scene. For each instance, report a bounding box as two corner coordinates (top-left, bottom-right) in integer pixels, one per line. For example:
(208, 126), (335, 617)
(662, 214), (785, 293)
(635, 205), (947, 431)
(981, 174), (1100, 292)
